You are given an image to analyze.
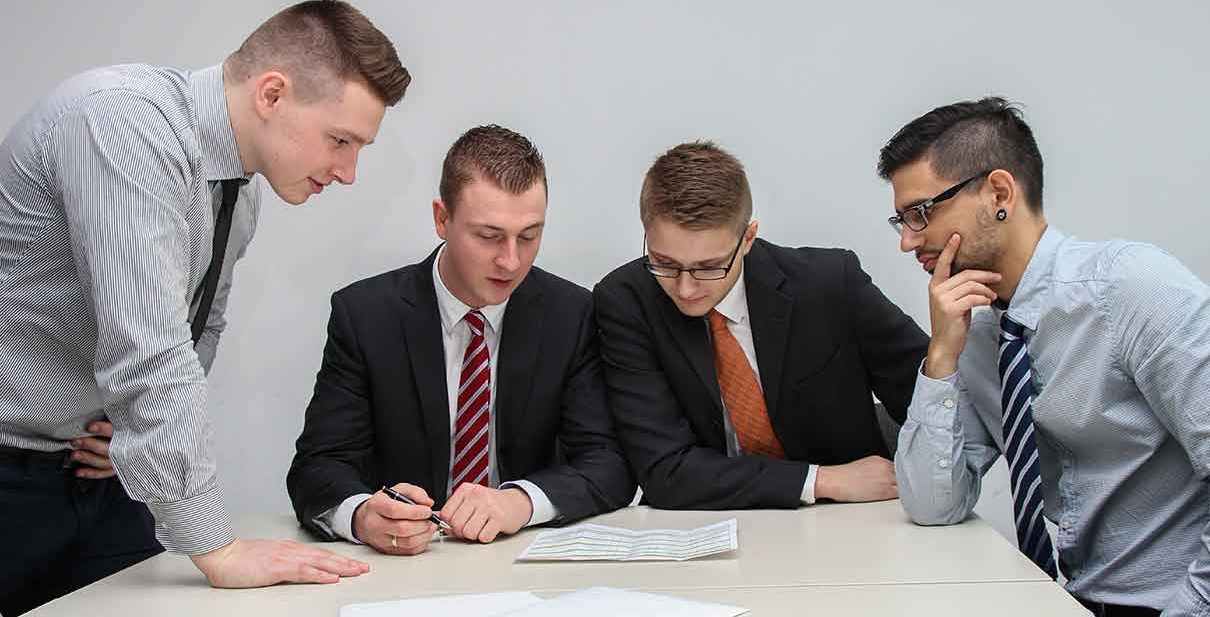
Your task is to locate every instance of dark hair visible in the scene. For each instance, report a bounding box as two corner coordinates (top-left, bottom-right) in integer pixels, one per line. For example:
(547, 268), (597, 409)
(877, 97), (1044, 212)
(439, 125), (547, 212)
(227, 0), (410, 106)
(640, 141), (752, 233)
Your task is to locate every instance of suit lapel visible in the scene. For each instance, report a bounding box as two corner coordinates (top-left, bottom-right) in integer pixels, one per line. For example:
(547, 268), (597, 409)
(494, 274), (544, 479)
(744, 241), (794, 425)
(399, 248), (453, 500)
(655, 281), (723, 415)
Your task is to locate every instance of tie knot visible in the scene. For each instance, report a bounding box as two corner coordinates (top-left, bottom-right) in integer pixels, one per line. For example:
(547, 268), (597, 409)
(707, 309), (729, 333)
(464, 310), (486, 336)
(1000, 313), (1028, 341)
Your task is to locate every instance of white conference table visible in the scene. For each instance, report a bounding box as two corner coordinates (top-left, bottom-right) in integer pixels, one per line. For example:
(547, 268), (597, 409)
(29, 500), (1089, 616)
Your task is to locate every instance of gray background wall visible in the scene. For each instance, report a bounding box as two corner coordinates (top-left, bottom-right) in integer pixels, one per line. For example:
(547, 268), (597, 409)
(2, 1), (1207, 545)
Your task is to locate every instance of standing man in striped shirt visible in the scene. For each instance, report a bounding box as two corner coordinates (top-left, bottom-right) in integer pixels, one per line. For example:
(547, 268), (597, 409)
(0, 2), (411, 613)
(885, 98), (1210, 616)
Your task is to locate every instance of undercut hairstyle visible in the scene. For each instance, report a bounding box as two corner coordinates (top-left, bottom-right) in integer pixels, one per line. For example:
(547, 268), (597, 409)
(640, 141), (752, 233)
(877, 97), (1045, 213)
(226, 0), (410, 106)
(439, 125), (547, 213)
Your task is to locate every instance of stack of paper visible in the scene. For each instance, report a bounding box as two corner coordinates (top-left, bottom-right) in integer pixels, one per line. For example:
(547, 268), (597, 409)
(340, 588), (748, 617)
(516, 518), (737, 561)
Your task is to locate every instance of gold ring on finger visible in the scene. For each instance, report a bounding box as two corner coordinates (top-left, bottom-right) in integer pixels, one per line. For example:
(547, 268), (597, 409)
(390, 533), (398, 548)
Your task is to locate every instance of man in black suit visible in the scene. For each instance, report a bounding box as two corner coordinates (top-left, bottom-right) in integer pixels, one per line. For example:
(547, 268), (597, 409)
(288, 125), (635, 555)
(594, 141), (928, 510)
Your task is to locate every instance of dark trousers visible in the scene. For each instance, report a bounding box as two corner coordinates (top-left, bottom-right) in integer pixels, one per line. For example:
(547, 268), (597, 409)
(0, 446), (164, 616)
(1077, 598), (1161, 617)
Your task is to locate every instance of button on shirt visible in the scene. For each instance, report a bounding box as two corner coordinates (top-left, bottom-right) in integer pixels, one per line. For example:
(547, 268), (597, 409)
(320, 245), (557, 542)
(0, 64), (260, 554)
(711, 276), (818, 504)
(895, 227), (1210, 613)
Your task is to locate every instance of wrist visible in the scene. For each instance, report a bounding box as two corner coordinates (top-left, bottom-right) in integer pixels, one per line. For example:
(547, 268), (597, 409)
(190, 539), (236, 580)
(503, 486), (534, 526)
(924, 344), (959, 380)
(813, 466), (834, 501)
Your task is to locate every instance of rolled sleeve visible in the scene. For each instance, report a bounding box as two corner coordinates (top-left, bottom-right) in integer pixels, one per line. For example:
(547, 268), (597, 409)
(147, 487), (235, 555)
(895, 361), (997, 526)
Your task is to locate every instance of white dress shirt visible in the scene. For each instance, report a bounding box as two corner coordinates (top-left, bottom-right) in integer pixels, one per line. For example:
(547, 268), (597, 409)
(319, 246), (557, 543)
(712, 276), (818, 504)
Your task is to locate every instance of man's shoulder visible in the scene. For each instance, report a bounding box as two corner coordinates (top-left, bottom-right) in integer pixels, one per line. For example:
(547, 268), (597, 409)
(750, 238), (857, 290)
(45, 64), (190, 117)
(525, 266), (591, 305)
(595, 256), (649, 291)
(333, 261), (425, 304)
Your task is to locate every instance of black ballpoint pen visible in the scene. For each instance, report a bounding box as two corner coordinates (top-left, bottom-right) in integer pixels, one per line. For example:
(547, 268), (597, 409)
(381, 485), (452, 530)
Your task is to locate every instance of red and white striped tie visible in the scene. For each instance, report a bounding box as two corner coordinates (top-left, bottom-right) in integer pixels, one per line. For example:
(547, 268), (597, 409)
(452, 310), (491, 490)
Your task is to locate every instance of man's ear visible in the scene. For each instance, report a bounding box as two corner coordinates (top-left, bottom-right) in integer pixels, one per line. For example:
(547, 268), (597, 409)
(433, 199), (451, 240)
(252, 71), (289, 120)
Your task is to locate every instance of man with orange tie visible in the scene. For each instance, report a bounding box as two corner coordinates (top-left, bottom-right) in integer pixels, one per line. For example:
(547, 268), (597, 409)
(594, 141), (929, 509)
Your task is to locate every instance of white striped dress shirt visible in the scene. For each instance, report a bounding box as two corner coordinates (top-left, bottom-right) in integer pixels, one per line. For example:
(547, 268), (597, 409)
(0, 64), (260, 555)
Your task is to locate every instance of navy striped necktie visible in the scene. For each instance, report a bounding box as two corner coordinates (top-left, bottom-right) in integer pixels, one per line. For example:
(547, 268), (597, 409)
(998, 313), (1058, 579)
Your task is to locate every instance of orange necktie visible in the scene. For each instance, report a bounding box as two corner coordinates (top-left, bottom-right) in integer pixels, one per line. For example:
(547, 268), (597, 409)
(708, 309), (784, 459)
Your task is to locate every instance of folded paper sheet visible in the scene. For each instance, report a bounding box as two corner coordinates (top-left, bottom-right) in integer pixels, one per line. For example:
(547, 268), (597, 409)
(516, 518), (737, 561)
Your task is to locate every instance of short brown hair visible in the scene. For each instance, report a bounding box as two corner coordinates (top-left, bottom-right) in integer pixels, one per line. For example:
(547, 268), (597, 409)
(227, 0), (410, 106)
(439, 125), (547, 213)
(640, 141), (752, 232)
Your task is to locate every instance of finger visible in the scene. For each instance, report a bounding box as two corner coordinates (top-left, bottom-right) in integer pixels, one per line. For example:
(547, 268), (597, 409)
(461, 509), (491, 542)
(941, 281), (997, 306)
(88, 421), (115, 438)
(372, 494), (434, 521)
(74, 467), (117, 479)
(76, 436), (111, 457)
(391, 482), (435, 507)
(290, 564), (340, 584)
(953, 295), (994, 314)
(446, 500), (477, 537)
(478, 517), (502, 543)
(439, 487), (470, 522)
(383, 518), (437, 540)
(307, 552), (370, 577)
(70, 449), (113, 470)
(934, 269), (1002, 293)
(931, 233), (960, 284)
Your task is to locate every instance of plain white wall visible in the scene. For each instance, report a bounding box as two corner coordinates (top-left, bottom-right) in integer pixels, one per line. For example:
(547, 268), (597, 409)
(2, 1), (1207, 544)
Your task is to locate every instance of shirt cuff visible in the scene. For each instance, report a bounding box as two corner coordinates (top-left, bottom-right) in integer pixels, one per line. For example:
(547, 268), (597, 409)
(146, 486), (235, 555)
(800, 464), (819, 505)
(500, 479), (558, 526)
(318, 493), (373, 544)
(908, 360), (963, 429)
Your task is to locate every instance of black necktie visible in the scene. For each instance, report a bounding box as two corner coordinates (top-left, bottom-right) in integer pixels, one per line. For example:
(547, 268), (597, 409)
(191, 179), (241, 345)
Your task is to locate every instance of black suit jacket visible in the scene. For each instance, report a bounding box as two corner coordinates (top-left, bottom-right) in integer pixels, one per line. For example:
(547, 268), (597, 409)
(593, 238), (928, 510)
(288, 248), (635, 539)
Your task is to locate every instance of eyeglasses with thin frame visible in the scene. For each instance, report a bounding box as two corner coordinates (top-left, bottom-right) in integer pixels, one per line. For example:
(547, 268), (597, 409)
(643, 233), (744, 280)
(887, 172), (989, 235)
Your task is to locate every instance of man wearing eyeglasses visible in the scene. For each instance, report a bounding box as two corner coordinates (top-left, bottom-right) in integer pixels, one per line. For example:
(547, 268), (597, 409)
(884, 97), (1210, 616)
(593, 141), (928, 510)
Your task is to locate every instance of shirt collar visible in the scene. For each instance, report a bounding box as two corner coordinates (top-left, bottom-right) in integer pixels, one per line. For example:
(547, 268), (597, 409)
(432, 244), (509, 335)
(711, 272), (750, 326)
(188, 65), (247, 182)
(1004, 226), (1066, 331)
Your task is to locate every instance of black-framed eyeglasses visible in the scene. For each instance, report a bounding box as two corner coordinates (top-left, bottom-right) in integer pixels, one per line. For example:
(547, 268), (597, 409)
(887, 172), (989, 235)
(643, 234), (744, 281)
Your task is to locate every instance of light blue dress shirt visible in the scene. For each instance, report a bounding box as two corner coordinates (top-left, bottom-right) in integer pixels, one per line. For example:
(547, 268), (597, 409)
(896, 227), (1210, 614)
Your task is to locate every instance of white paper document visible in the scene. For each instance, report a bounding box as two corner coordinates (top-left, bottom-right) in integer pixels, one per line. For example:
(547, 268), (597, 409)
(339, 591), (543, 617)
(495, 587), (749, 617)
(515, 518), (737, 561)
